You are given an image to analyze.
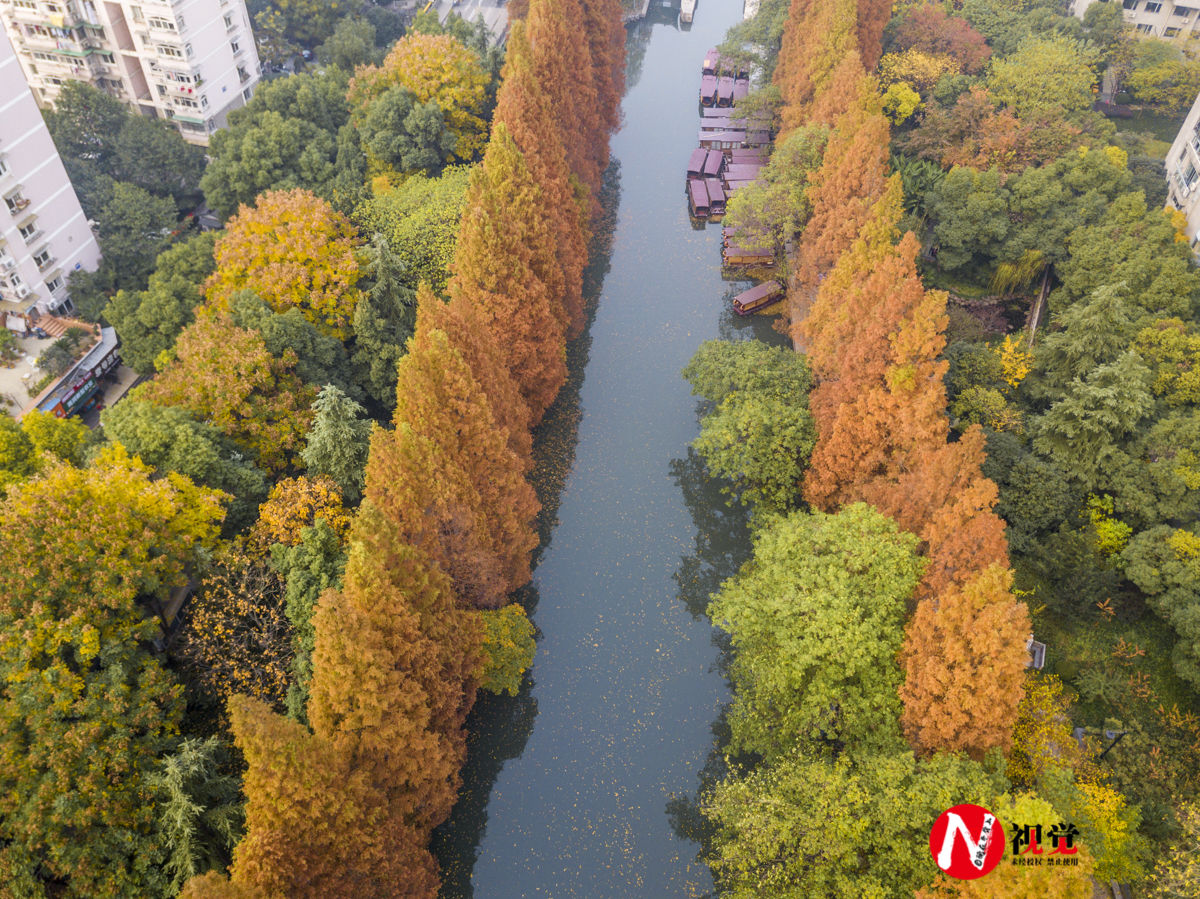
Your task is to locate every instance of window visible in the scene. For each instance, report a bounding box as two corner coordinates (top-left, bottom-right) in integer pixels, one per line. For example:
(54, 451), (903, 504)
(18, 222), (39, 243)
(1175, 4), (1197, 13)
(158, 45), (183, 58)
(32, 248), (52, 270)
(1124, 0), (1138, 8)
(200, 93), (208, 108)
(5, 194), (30, 214)
(185, 42), (193, 57)
(1136, 21), (1156, 31)
(1166, 25), (1182, 34)
(45, 276), (62, 293)
(13, 0), (37, 9)
(147, 16), (175, 30)
(230, 39), (240, 54)
(98, 51), (114, 63)
(0, 157), (7, 177)
(1145, 1), (1163, 11)
(242, 85), (253, 101)
(175, 96), (198, 108)
(9, 273), (22, 287)
(223, 13), (233, 28)
(130, 5), (143, 22)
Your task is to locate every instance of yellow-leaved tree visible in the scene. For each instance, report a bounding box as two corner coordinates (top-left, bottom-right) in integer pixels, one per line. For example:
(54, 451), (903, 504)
(205, 189), (365, 339)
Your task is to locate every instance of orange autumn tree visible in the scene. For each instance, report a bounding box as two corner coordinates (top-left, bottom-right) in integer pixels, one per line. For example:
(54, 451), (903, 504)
(494, 21), (588, 337)
(855, 0), (891, 71)
(525, 0), (603, 198)
(347, 33), (491, 162)
(307, 509), (484, 834)
(180, 695), (440, 899)
(205, 189), (365, 339)
(900, 564), (1031, 758)
(775, 0), (861, 134)
(789, 80), (890, 333)
(378, 325), (539, 602)
(578, 0), (626, 162)
(448, 122), (567, 422)
(135, 316), (316, 474)
(414, 285), (533, 466)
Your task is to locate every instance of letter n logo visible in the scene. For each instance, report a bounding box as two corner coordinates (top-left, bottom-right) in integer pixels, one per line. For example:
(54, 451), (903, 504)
(929, 803), (1005, 879)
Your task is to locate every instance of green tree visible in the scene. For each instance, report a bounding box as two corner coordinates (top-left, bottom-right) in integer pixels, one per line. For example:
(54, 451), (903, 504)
(20, 409), (88, 464)
(42, 81), (127, 168)
(1145, 800), (1200, 898)
(200, 74), (354, 220)
(1029, 283), (1139, 402)
(100, 399), (268, 533)
(95, 182), (179, 290)
(228, 291), (359, 399)
(987, 35), (1098, 118)
(350, 235), (416, 410)
(103, 232), (217, 375)
(709, 505), (924, 761)
(149, 737), (244, 893)
(0, 607), (181, 899)
(301, 385), (372, 503)
(316, 16), (379, 71)
(358, 87), (457, 176)
(1122, 526), (1200, 687)
(1125, 43), (1200, 115)
(478, 604), (536, 696)
(928, 166), (1011, 274)
(704, 748), (1002, 899)
(683, 340), (817, 512)
(112, 115), (206, 209)
(1032, 351), (1155, 492)
(1053, 193), (1200, 323)
(270, 518), (346, 721)
(352, 165), (472, 295)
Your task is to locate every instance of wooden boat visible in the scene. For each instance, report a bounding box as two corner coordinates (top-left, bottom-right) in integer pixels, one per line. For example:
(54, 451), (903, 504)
(680, 0), (696, 23)
(724, 179), (759, 193)
(702, 106), (730, 118)
(745, 129), (771, 147)
(729, 148), (768, 163)
(700, 74), (718, 106)
(732, 280), (783, 315)
(733, 77), (750, 102)
(700, 117), (735, 132)
(688, 179), (711, 218)
(716, 76), (735, 107)
(723, 242), (774, 266)
(686, 147), (707, 180)
(705, 178), (726, 217)
(703, 48), (720, 75)
(724, 163), (764, 182)
(699, 130), (746, 150)
(702, 149), (724, 178)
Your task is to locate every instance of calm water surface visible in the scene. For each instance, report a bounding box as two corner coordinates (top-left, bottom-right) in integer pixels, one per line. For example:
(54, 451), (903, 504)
(434, 3), (785, 894)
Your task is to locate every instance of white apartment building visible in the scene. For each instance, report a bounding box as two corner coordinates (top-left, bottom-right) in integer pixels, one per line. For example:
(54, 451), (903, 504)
(1, 29), (100, 315)
(0, 0), (260, 144)
(1166, 90), (1200, 247)
(1072, 0), (1200, 40)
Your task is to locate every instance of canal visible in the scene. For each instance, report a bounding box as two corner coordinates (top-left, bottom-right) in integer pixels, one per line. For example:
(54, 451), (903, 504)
(434, 2), (784, 894)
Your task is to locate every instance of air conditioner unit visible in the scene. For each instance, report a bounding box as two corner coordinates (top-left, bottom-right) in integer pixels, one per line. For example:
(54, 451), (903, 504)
(15, 284), (31, 298)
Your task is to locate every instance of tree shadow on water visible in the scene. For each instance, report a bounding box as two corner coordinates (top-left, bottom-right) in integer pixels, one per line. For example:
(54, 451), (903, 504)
(432, 671), (539, 898)
(432, 162), (622, 897)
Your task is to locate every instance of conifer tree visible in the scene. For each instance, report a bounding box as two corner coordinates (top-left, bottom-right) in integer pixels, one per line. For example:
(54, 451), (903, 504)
(448, 123), (567, 421)
(494, 22), (589, 337)
(789, 83), (890, 335)
(196, 696), (439, 899)
(415, 285), (533, 466)
(900, 564), (1031, 758)
(386, 326), (539, 596)
(301, 385), (372, 504)
(577, 0), (626, 152)
(307, 509), (483, 833)
(855, 0), (891, 70)
(775, 0), (860, 133)
(525, 0), (603, 198)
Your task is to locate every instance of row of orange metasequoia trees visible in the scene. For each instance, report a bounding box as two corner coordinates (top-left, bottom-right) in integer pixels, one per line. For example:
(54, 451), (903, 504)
(181, 1), (625, 895)
(777, 0), (1032, 759)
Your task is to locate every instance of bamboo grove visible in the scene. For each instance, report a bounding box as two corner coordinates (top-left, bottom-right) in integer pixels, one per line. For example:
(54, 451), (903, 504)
(175, 2), (626, 895)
